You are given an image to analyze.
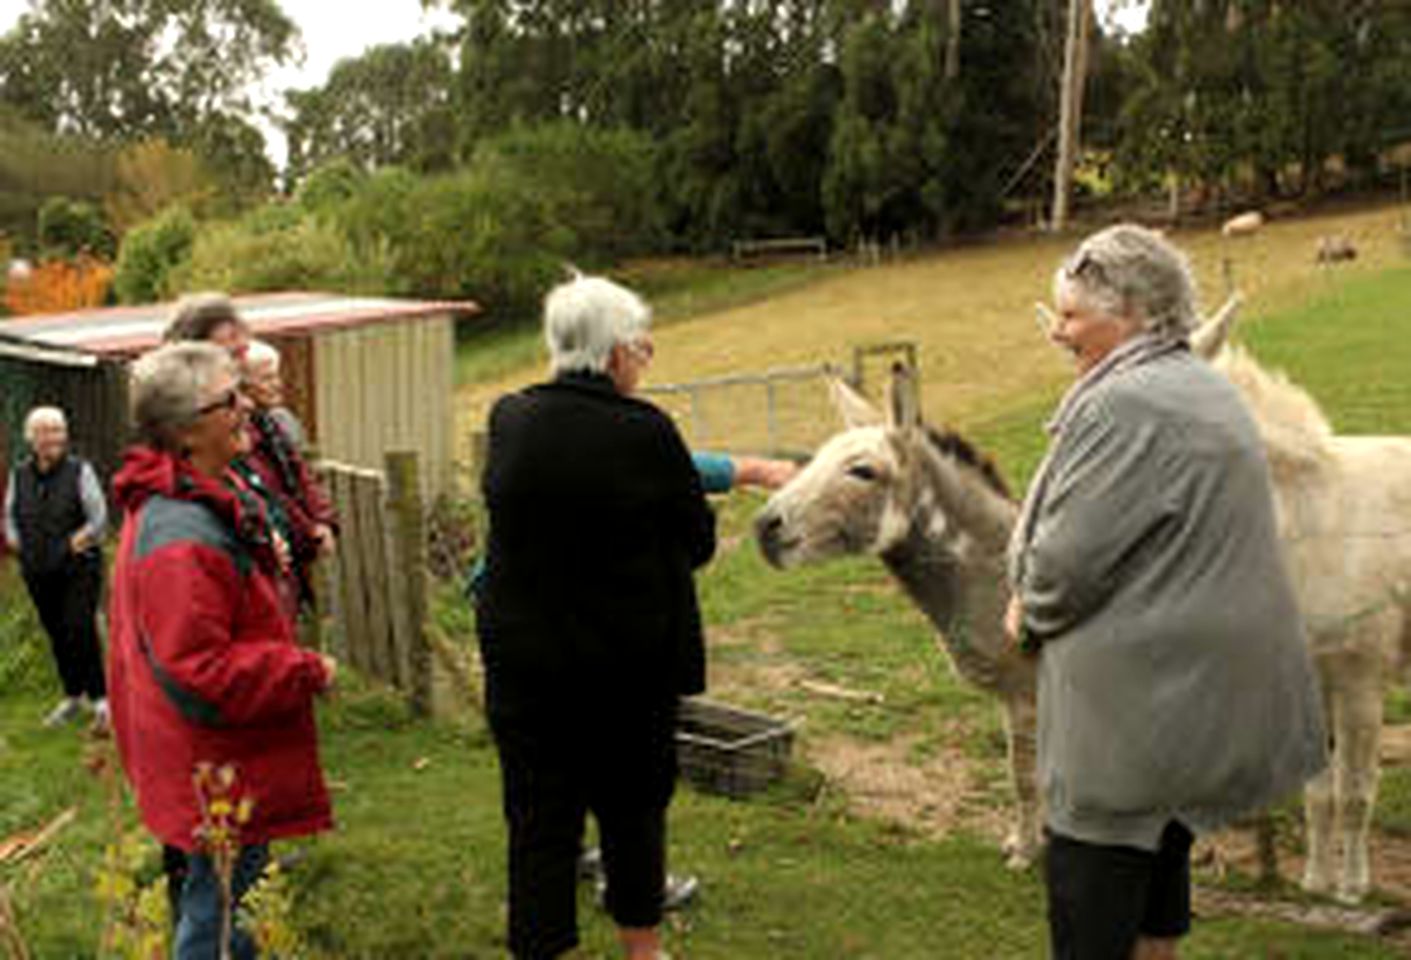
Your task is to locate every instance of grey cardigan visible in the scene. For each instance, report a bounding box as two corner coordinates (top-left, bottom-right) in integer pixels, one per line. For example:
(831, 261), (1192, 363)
(1009, 347), (1326, 850)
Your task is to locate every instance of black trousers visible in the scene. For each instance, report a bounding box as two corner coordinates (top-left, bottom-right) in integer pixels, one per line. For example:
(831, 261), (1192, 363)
(23, 558), (105, 700)
(1045, 821), (1194, 960)
(491, 699), (677, 960)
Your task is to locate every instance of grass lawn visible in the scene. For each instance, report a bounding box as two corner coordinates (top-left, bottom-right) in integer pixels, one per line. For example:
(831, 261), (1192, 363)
(6, 205), (1411, 956)
(5, 646), (1403, 957)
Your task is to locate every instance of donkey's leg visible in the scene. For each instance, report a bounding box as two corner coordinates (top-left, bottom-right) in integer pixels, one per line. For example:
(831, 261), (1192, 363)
(1000, 688), (1041, 870)
(1302, 657), (1338, 896)
(1333, 646), (1385, 904)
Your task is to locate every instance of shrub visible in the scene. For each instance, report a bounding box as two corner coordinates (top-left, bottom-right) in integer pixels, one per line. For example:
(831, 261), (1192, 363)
(112, 205), (196, 304)
(472, 123), (666, 264)
(389, 169), (569, 316)
(296, 157), (366, 216)
(175, 207), (395, 296)
(37, 196), (114, 259)
(2, 254), (113, 315)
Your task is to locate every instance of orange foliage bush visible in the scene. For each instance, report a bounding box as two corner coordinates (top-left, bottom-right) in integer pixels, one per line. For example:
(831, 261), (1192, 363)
(3, 255), (113, 315)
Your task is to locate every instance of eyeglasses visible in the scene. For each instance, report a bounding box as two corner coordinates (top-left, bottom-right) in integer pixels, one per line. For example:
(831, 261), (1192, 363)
(626, 338), (654, 362)
(196, 388), (241, 416)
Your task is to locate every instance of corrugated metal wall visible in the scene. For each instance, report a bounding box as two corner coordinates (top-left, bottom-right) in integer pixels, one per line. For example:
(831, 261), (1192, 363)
(312, 314), (454, 498)
(0, 357), (129, 484)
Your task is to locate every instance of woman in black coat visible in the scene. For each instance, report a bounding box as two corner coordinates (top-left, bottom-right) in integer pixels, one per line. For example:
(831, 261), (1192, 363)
(476, 275), (715, 960)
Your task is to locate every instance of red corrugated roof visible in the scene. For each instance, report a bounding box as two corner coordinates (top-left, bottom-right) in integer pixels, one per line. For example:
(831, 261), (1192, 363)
(1, 291), (479, 358)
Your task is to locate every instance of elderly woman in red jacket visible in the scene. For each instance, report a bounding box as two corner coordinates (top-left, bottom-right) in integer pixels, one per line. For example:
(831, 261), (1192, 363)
(108, 342), (337, 960)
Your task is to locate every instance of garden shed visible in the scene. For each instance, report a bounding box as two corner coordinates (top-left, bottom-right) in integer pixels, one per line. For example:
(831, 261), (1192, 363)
(0, 292), (477, 500)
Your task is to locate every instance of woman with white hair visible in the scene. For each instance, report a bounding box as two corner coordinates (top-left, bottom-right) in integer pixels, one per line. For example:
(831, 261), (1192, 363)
(1006, 224), (1326, 959)
(476, 275), (716, 959)
(108, 342), (337, 959)
(3, 405), (108, 727)
(237, 338), (337, 616)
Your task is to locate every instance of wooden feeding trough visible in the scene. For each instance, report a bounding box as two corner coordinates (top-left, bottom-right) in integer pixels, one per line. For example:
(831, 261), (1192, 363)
(676, 698), (795, 799)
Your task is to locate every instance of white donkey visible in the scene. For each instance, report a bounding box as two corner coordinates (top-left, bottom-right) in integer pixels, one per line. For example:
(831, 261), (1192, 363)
(754, 369), (1042, 868)
(1193, 307), (1411, 903)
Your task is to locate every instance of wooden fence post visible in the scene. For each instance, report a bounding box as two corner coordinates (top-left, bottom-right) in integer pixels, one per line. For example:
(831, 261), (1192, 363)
(326, 465), (369, 673)
(353, 469), (393, 684)
(316, 462), (347, 663)
(386, 450), (433, 717)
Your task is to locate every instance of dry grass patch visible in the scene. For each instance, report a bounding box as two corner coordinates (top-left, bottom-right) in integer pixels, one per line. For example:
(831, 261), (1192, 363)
(455, 204), (1407, 456)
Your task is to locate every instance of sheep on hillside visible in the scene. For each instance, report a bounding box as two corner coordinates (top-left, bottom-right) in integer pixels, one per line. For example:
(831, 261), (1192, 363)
(1221, 210), (1265, 237)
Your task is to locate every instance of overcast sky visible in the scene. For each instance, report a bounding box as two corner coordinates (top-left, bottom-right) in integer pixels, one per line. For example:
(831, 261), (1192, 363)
(0, 0), (1148, 167)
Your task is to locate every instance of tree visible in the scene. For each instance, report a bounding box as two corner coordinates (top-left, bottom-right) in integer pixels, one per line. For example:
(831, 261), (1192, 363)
(104, 139), (211, 235)
(0, 0), (294, 209)
(1115, 1), (1411, 208)
(0, 107), (116, 249)
(0, 0), (297, 140)
(282, 40), (456, 184)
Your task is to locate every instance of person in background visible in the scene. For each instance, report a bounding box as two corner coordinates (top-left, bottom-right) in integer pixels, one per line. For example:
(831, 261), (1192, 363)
(237, 338), (337, 615)
(108, 342), (337, 960)
(243, 338), (308, 451)
(163, 291), (251, 363)
(1006, 224), (1326, 959)
(3, 405), (109, 728)
(477, 274), (715, 960)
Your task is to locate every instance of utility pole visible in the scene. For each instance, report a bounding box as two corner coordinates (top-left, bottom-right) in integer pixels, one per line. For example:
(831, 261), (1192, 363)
(1051, 0), (1091, 232)
(944, 0), (962, 80)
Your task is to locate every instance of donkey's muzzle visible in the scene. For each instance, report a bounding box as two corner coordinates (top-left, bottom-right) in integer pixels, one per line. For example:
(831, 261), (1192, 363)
(754, 509), (789, 568)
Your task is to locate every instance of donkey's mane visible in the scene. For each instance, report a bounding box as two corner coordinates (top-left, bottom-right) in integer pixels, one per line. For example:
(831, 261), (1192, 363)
(1215, 346), (1333, 476)
(923, 425), (1013, 501)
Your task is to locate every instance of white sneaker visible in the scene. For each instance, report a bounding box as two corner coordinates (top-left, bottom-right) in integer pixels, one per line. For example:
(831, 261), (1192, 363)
(90, 698), (110, 730)
(43, 697), (83, 728)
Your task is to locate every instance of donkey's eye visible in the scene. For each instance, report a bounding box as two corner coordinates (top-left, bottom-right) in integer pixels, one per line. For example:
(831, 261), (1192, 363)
(847, 463), (879, 482)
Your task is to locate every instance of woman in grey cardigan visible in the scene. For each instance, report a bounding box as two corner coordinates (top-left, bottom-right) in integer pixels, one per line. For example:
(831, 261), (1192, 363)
(1006, 224), (1326, 960)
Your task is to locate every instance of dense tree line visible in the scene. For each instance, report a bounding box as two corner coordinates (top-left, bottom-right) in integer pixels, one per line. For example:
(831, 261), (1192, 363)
(1114, 0), (1411, 205)
(3, 0), (1411, 318)
(279, 1), (1052, 248)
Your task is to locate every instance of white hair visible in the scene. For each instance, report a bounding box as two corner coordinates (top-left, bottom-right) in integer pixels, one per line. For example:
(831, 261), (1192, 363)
(244, 339), (281, 372)
(23, 406), (66, 444)
(1053, 223), (1199, 340)
(130, 343), (234, 452)
(543, 274), (651, 375)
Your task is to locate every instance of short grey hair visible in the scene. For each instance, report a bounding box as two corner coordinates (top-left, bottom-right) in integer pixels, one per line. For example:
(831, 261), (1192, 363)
(23, 406), (66, 444)
(1054, 223), (1199, 340)
(164, 291), (246, 343)
(244, 339), (280, 372)
(543, 274), (651, 375)
(130, 342), (234, 452)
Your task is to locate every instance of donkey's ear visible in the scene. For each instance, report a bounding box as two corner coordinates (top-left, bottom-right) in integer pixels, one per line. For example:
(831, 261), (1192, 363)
(886, 361), (922, 430)
(1190, 293), (1242, 360)
(829, 376), (883, 429)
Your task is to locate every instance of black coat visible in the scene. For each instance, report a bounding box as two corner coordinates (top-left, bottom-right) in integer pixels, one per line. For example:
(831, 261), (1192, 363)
(476, 372), (716, 720)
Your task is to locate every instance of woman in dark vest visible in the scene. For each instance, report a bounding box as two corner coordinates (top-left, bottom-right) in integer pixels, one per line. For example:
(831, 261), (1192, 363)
(3, 405), (108, 727)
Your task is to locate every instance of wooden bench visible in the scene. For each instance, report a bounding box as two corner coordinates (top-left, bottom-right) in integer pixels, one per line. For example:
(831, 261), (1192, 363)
(731, 236), (827, 263)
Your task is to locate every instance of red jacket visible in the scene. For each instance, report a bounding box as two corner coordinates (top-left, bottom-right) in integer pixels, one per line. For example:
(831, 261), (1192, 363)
(108, 446), (333, 851)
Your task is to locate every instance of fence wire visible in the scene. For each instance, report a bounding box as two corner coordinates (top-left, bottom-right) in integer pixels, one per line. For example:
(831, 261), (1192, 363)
(642, 364), (841, 459)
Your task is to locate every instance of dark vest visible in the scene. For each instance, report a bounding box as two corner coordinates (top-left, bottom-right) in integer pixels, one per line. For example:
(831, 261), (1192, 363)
(13, 455), (88, 575)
